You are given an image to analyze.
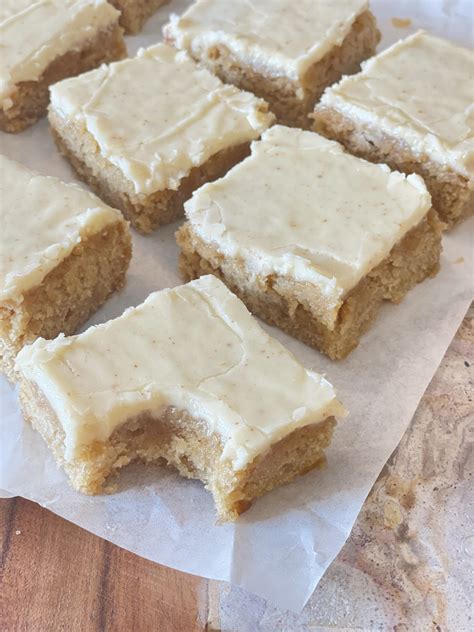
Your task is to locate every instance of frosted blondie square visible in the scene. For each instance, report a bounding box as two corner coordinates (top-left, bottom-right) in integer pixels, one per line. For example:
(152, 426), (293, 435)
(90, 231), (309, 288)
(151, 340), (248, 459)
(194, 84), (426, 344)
(48, 44), (274, 234)
(177, 126), (443, 359)
(0, 155), (132, 381)
(16, 276), (345, 522)
(313, 30), (474, 228)
(0, 0), (126, 133)
(164, 0), (380, 128)
(109, 0), (168, 34)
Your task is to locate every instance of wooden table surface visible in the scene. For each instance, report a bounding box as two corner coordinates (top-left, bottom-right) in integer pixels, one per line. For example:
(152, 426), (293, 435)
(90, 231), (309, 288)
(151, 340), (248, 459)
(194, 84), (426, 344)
(1, 497), (207, 632)
(1, 308), (472, 632)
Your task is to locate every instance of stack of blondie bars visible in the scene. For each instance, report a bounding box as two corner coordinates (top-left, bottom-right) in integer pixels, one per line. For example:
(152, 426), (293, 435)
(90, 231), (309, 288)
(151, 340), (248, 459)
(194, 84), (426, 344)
(1, 0), (472, 521)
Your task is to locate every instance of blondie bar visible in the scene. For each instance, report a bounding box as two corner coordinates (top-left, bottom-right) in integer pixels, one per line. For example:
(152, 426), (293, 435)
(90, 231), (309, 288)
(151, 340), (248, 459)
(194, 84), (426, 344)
(49, 44), (274, 233)
(0, 155), (131, 381)
(313, 31), (474, 227)
(177, 126), (443, 359)
(0, 0), (126, 133)
(164, 0), (380, 128)
(16, 276), (345, 521)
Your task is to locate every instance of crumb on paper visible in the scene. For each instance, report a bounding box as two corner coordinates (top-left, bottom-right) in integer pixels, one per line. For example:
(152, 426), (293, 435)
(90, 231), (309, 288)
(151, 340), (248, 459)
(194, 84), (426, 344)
(15, 529), (22, 535)
(391, 17), (412, 28)
(453, 256), (465, 264)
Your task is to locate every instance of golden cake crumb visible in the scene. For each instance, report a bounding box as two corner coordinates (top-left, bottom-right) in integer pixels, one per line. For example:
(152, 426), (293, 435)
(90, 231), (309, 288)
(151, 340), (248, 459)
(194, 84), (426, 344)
(391, 17), (412, 28)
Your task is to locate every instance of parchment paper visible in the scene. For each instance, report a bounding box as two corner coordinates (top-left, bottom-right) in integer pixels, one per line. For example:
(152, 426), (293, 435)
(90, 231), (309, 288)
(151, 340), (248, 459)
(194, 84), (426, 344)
(0, 0), (472, 612)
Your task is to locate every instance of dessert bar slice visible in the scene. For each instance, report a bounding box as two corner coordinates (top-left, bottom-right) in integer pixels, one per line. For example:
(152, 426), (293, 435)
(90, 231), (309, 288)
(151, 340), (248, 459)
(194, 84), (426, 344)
(313, 30), (474, 228)
(16, 275), (345, 522)
(177, 126), (443, 360)
(0, 0), (126, 133)
(0, 155), (132, 382)
(48, 44), (274, 234)
(164, 0), (380, 128)
(109, 0), (168, 34)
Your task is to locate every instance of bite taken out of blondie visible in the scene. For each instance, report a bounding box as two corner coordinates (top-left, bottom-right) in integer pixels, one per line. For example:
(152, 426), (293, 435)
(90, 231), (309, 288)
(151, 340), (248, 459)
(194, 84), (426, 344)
(16, 276), (346, 522)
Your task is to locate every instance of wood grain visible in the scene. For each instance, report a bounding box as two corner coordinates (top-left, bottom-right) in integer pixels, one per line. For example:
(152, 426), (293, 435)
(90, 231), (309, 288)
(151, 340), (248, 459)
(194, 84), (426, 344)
(0, 497), (207, 632)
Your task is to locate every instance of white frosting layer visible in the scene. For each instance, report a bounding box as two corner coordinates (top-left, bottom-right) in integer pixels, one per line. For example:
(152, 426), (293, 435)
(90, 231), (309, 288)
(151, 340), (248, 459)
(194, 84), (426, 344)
(165, 0), (369, 81)
(0, 154), (125, 304)
(0, 0), (121, 110)
(49, 44), (274, 195)
(16, 276), (345, 470)
(320, 30), (474, 182)
(185, 126), (431, 318)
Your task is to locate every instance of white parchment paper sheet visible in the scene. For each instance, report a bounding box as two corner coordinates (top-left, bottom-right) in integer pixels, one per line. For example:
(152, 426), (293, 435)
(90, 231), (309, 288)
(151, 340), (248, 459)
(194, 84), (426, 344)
(0, 0), (472, 612)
